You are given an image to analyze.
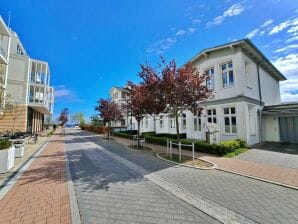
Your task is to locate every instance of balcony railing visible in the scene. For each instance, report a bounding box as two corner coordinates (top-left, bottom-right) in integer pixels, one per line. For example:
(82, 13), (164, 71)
(0, 46), (7, 60)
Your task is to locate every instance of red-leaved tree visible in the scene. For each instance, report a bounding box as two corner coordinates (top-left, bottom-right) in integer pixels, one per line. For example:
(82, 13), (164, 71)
(160, 60), (212, 141)
(95, 98), (122, 140)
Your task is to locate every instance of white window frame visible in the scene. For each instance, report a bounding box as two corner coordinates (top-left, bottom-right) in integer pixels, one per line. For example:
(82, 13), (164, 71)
(221, 61), (234, 88)
(207, 109), (217, 124)
(145, 117), (148, 128)
(194, 113), (202, 131)
(245, 60), (252, 88)
(182, 113), (187, 130)
(160, 115), (164, 128)
(223, 107), (237, 134)
(205, 67), (215, 89)
(170, 115), (175, 128)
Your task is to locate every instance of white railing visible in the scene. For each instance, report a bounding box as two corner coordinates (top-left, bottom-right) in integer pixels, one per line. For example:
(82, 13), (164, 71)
(167, 139), (195, 162)
(132, 135), (145, 149)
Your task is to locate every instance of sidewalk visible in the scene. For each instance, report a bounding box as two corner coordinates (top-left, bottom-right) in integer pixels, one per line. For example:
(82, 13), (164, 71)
(111, 135), (298, 188)
(0, 134), (71, 224)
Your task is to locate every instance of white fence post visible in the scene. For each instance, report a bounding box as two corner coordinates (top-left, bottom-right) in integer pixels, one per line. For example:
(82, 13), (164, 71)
(192, 142), (195, 162)
(166, 139), (169, 154)
(170, 140), (172, 159)
(178, 141), (181, 162)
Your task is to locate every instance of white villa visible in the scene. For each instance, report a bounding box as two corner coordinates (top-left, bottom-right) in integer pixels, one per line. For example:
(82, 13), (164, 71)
(110, 39), (298, 145)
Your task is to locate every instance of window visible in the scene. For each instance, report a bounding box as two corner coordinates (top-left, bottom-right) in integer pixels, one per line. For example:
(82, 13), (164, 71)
(205, 67), (215, 89)
(221, 61), (234, 88)
(170, 114), (175, 128)
(248, 106), (256, 135)
(145, 117), (148, 128)
(245, 60), (252, 88)
(182, 113), (187, 129)
(224, 107), (237, 134)
(112, 92), (118, 100)
(121, 119), (126, 126)
(194, 114), (201, 131)
(141, 120), (143, 128)
(207, 109), (217, 124)
(160, 115), (164, 128)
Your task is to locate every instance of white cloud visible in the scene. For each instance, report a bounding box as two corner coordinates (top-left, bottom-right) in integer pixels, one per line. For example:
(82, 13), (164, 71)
(269, 17), (298, 35)
(261, 19), (273, 28)
(188, 27), (196, 33)
(54, 85), (82, 102)
(286, 35), (298, 43)
(280, 79), (298, 102)
(192, 19), (201, 24)
(274, 44), (298, 53)
(207, 3), (245, 26)
(246, 28), (259, 38)
(146, 37), (177, 54)
(273, 53), (298, 78)
(175, 30), (186, 36)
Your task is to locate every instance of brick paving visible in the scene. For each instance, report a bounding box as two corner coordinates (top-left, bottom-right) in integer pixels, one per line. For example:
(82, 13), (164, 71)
(0, 134), (71, 224)
(77, 130), (298, 224)
(112, 134), (298, 188)
(202, 156), (298, 187)
(65, 130), (219, 224)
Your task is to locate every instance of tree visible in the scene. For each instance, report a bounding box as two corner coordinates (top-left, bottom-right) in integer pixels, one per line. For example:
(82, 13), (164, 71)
(59, 108), (69, 127)
(45, 115), (52, 129)
(125, 83), (150, 148)
(159, 60), (212, 141)
(71, 112), (85, 126)
(6, 98), (23, 134)
(95, 98), (122, 140)
(90, 114), (103, 126)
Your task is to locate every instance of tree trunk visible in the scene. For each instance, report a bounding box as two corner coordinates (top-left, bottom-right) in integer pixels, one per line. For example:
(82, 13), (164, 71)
(137, 120), (140, 149)
(175, 110), (180, 142)
(108, 121), (111, 140)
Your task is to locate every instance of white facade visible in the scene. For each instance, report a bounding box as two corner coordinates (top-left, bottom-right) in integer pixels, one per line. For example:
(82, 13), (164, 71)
(110, 39), (288, 145)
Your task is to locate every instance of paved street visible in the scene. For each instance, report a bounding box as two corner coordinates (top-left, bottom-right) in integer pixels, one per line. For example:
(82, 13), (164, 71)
(65, 129), (298, 224)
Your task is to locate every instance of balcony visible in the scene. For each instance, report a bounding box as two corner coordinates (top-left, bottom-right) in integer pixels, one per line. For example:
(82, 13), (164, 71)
(0, 17), (11, 64)
(28, 85), (52, 115)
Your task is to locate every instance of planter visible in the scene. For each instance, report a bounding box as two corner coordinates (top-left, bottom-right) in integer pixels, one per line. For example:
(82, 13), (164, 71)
(0, 146), (15, 173)
(14, 143), (25, 158)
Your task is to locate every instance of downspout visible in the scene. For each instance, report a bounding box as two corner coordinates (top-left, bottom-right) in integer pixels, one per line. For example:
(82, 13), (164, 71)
(257, 64), (263, 143)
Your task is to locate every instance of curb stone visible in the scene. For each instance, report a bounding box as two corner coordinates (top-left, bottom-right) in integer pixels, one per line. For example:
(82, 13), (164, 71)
(64, 135), (82, 224)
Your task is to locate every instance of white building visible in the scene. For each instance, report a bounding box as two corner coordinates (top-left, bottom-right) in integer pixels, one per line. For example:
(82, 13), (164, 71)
(110, 39), (298, 145)
(0, 17), (54, 133)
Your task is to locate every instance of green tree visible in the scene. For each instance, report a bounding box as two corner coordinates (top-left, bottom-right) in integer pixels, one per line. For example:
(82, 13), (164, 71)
(71, 112), (85, 126)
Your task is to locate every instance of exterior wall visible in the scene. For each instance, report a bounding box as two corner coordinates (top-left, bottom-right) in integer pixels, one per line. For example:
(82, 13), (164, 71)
(192, 47), (244, 101)
(140, 115), (155, 133)
(259, 67), (281, 105)
(262, 115), (280, 142)
(6, 55), (29, 103)
(0, 105), (27, 132)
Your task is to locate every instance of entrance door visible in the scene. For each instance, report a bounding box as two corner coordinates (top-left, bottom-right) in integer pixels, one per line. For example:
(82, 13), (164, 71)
(279, 117), (298, 143)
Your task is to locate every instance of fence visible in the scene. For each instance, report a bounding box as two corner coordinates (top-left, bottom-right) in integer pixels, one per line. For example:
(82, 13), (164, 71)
(167, 139), (195, 162)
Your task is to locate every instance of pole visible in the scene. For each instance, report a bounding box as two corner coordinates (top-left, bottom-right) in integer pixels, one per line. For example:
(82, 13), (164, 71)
(170, 140), (172, 159)
(166, 139), (169, 154)
(192, 142), (195, 162)
(178, 141), (181, 162)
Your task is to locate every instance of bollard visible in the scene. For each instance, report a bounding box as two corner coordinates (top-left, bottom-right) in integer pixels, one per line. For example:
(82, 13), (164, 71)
(170, 140), (172, 159)
(167, 139), (169, 154)
(178, 141), (181, 162)
(192, 142), (195, 162)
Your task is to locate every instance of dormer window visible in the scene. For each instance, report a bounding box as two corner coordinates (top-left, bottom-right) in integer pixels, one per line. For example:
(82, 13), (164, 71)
(16, 44), (24, 55)
(221, 61), (234, 88)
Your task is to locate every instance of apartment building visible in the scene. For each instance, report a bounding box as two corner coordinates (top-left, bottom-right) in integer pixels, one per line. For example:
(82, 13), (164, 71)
(0, 17), (54, 133)
(111, 39), (298, 145)
(0, 16), (11, 109)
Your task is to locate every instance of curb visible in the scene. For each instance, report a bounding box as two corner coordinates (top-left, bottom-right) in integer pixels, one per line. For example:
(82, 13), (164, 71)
(0, 136), (52, 200)
(63, 135), (82, 224)
(215, 167), (298, 190)
(124, 144), (153, 152)
(155, 153), (216, 170)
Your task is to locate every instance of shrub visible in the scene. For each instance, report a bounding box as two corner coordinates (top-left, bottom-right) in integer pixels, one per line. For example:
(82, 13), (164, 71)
(119, 130), (138, 135)
(220, 139), (246, 151)
(142, 132), (186, 139)
(0, 139), (12, 150)
(113, 132), (134, 139)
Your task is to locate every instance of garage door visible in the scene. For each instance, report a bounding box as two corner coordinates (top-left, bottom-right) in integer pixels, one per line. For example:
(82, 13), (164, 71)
(279, 117), (298, 143)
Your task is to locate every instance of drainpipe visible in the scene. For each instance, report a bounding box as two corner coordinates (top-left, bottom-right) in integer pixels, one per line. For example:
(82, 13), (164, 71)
(257, 64), (263, 143)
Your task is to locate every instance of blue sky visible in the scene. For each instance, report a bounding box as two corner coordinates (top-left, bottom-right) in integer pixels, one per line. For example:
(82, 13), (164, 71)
(1, 0), (298, 120)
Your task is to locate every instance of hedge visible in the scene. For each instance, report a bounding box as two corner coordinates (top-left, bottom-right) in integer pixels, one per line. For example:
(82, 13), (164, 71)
(112, 130), (246, 156)
(80, 125), (111, 134)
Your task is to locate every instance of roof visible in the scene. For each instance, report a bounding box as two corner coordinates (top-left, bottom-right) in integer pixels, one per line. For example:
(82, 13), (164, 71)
(188, 38), (286, 81)
(263, 103), (298, 115)
(110, 86), (129, 93)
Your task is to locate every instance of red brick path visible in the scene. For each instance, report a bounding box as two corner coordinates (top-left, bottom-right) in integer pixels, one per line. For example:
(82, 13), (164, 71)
(0, 134), (71, 224)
